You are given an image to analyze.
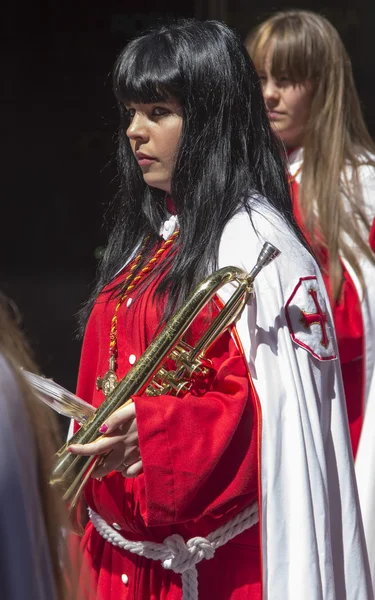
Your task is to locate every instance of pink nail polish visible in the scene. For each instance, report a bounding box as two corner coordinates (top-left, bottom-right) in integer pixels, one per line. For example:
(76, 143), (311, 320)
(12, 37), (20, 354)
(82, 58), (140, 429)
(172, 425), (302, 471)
(99, 423), (108, 433)
(67, 447), (73, 453)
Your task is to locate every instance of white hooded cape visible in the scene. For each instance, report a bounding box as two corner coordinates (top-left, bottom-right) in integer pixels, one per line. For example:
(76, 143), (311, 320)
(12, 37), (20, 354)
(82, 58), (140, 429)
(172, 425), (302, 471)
(67, 203), (373, 598)
(215, 203), (372, 599)
(289, 148), (375, 591)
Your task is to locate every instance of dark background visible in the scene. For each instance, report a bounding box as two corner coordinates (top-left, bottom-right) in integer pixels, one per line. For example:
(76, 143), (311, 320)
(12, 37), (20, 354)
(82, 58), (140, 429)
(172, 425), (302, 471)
(1, 0), (374, 394)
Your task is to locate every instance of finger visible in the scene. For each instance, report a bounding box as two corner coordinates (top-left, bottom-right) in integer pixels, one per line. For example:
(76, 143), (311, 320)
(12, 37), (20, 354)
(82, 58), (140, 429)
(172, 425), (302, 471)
(93, 444), (140, 478)
(92, 444), (139, 478)
(119, 422), (138, 444)
(99, 400), (135, 434)
(92, 449), (124, 478)
(122, 460), (143, 478)
(119, 447), (140, 469)
(68, 433), (127, 456)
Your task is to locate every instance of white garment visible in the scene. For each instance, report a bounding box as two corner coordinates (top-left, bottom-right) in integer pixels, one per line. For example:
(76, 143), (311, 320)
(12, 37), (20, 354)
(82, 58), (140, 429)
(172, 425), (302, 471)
(216, 204), (372, 599)
(160, 213), (178, 240)
(289, 148), (375, 408)
(72, 204), (372, 597)
(289, 149), (375, 591)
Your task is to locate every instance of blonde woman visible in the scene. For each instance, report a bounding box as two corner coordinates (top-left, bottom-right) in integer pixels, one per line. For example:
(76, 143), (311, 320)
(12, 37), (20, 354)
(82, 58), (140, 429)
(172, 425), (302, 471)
(247, 9), (375, 588)
(0, 297), (71, 600)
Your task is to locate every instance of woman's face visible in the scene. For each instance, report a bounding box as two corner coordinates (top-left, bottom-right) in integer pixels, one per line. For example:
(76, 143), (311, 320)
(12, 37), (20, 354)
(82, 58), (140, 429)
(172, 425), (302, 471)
(125, 99), (183, 193)
(258, 53), (312, 149)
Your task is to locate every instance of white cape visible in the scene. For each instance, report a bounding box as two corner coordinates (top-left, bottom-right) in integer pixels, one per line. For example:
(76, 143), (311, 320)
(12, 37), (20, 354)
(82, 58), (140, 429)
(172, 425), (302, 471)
(289, 149), (375, 591)
(70, 205), (373, 598)
(216, 205), (372, 599)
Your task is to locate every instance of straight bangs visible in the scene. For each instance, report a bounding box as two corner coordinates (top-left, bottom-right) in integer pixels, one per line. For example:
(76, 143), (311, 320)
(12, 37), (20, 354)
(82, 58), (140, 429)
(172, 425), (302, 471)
(113, 33), (184, 106)
(248, 19), (318, 84)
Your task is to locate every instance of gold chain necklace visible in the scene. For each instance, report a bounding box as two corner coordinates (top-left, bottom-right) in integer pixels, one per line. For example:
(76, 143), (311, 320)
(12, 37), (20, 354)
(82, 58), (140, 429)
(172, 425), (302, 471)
(96, 230), (179, 397)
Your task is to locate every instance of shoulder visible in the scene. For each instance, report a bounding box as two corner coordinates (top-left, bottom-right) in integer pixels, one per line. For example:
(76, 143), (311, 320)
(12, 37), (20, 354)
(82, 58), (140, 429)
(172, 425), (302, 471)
(344, 154), (375, 207)
(342, 156), (375, 224)
(218, 201), (319, 288)
(357, 159), (375, 213)
(353, 153), (375, 184)
(218, 202), (338, 366)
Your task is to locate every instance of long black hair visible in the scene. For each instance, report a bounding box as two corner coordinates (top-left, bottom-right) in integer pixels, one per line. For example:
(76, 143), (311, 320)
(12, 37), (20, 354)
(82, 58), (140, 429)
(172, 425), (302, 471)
(80, 19), (308, 329)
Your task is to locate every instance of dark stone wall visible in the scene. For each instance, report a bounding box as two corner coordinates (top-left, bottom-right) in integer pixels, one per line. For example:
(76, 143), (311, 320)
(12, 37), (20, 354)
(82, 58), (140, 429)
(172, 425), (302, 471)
(1, 1), (194, 397)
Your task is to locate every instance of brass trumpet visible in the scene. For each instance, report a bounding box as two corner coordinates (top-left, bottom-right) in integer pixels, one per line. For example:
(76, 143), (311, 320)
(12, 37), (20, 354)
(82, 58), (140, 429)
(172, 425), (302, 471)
(50, 242), (280, 511)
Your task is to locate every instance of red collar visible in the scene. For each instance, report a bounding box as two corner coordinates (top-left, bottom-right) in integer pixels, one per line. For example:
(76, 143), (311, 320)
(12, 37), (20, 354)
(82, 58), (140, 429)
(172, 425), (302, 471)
(166, 195), (176, 215)
(286, 146), (301, 157)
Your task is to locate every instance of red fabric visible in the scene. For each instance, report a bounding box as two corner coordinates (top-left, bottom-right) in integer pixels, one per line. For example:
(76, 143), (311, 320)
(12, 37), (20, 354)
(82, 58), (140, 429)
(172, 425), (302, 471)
(166, 195), (177, 215)
(369, 217), (375, 252)
(290, 180), (365, 457)
(74, 245), (261, 599)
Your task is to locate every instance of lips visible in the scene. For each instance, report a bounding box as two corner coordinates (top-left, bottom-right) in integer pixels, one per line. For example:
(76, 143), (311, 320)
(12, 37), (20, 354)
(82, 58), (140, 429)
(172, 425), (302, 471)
(268, 111), (284, 120)
(135, 151), (156, 166)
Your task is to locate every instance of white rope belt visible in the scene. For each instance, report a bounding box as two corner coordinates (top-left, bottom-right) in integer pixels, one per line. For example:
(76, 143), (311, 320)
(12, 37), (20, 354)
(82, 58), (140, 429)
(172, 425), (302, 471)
(89, 502), (258, 600)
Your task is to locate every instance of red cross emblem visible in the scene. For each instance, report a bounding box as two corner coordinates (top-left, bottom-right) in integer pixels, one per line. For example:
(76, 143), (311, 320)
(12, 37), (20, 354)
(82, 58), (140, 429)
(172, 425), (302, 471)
(300, 288), (329, 348)
(285, 276), (336, 361)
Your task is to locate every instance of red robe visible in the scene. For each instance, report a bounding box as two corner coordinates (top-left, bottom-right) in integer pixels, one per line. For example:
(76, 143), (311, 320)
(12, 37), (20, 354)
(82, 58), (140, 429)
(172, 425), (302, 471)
(370, 217), (375, 252)
(290, 179), (365, 457)
(74, 246), (262, 599)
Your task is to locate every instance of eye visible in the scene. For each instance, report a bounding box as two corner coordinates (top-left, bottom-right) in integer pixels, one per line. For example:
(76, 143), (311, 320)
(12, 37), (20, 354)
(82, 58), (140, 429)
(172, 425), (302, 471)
(278, 76), (292, 85)
(125, 107), (136, 120)
(152, 106), (170, 117)
(258, 75), (269, 88)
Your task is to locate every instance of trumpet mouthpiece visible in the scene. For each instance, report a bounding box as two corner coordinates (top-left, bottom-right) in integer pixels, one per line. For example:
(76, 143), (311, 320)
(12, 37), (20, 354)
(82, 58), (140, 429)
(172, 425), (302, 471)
(247, 242), (281, 283)
(257, 242), (281, 268)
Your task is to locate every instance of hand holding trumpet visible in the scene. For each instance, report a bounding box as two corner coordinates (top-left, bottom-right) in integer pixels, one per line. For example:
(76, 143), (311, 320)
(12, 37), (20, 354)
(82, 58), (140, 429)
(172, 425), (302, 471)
(68, 402), (143, 478)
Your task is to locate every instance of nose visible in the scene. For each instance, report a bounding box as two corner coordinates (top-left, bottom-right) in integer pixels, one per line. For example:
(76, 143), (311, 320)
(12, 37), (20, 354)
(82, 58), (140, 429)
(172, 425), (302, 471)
(262, 79), (280, 108)
(126, 112), (150, 142)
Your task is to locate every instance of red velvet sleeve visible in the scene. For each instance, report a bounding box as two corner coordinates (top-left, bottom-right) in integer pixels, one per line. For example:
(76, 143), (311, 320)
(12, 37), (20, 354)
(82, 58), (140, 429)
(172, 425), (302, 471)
(133, 329), (258, 528)
(369, 217), (375, 252)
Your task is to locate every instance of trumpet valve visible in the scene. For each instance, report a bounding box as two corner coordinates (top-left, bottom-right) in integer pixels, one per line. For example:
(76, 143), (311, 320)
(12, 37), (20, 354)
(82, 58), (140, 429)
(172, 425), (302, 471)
(145, 370), (170, 396)
(159, 367), (192, 395)
(146, 366), (192, 397)
(180, 357), (211, 378)
(146, 379), (191, 397)
(170, 346), (212, 378)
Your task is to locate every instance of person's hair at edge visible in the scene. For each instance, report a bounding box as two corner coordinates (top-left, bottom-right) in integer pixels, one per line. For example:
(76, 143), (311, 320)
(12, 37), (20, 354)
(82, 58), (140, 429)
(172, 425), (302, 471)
(246, 9), (375, 301)
(80, 18), (310, 330)
(0, 295), (72, 600)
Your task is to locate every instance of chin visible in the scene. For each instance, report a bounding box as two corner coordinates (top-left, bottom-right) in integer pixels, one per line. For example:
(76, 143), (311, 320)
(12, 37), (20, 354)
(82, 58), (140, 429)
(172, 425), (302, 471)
(278, 127), (304, 149)
(143, 176), (170, 193)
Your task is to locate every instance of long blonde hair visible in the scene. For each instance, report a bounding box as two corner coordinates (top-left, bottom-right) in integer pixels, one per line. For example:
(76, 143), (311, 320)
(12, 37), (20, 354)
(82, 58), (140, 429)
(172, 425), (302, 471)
(0, 296), (71, 600)
(246, 10), (375, 300)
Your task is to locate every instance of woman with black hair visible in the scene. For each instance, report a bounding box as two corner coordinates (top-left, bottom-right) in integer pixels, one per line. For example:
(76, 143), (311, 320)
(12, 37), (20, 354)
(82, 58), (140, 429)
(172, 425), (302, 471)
(68, 19), (371, 600)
